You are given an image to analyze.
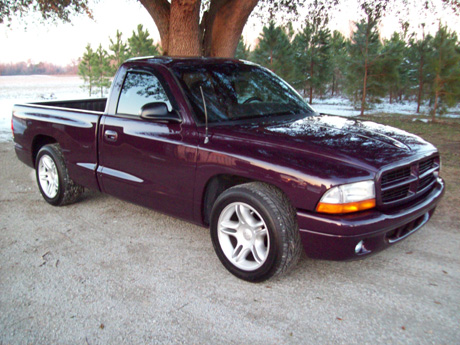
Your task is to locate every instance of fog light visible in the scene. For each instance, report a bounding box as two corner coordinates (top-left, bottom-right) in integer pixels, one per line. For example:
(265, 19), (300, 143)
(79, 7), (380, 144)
(355, 240), (364, 254)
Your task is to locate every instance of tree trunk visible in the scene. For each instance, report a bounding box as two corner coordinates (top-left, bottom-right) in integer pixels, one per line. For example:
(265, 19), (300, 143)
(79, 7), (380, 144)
(360, 62), (368, 116)
(140, 0), (258, 58)
(208, 0), (258, 57)
(309, 60), (314, 104)
(360, 18), (370, 117)
(169, 0), (201, 56)
(433, 89), (439, 121)
(139, 0), (171, 55)
(416, 57), (424, 113)
(432, 74), (440, 121)
(331, 73), (335, 97)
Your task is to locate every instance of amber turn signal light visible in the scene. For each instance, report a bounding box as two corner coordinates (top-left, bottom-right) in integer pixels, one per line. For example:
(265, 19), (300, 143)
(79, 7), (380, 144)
(316, 198), (376, 214)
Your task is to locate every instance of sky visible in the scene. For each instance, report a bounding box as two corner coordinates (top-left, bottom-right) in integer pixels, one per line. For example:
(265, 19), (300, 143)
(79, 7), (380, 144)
(0, 0), (459, 66)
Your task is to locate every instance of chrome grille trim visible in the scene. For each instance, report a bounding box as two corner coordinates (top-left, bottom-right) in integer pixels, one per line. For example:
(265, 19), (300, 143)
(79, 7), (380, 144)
(379, 156), (439, 207)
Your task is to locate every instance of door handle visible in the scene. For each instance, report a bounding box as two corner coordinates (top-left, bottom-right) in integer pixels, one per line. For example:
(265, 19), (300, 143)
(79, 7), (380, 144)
(104, 130), (118, 142)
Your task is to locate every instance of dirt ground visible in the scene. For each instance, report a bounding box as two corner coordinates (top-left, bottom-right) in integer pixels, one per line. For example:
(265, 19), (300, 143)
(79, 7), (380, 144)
(1, 142), (459, 344)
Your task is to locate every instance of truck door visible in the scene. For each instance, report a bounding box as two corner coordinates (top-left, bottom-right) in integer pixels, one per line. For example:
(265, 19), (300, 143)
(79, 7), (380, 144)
(98, 68), (198, 220)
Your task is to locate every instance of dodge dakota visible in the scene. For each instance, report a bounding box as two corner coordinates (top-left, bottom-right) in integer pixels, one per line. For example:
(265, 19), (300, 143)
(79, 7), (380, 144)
(12, 57), (445, 281)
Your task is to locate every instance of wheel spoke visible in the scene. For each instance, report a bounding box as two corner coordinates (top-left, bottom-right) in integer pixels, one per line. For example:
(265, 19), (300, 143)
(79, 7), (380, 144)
(232, 244), (250, 263)
(251, 244), (264, 264)
(236, 204), (258, 227)
(42, 157), (53, 171)
(220, 219), (239, 231)
(39, 172), (48, 182)
(254, 226), (267, 237)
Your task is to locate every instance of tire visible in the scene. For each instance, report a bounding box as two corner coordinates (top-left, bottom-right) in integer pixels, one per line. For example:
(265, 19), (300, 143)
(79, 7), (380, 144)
(35, 143), (84, 206)
(210, 182), (302, 282)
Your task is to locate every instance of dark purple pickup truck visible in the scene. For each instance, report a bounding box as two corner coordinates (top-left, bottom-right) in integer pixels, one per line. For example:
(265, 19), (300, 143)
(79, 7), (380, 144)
(12, 57), (445, 281)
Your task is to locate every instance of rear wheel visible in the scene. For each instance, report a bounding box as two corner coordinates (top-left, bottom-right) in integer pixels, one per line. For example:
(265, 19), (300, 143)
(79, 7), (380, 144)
(210, 182), (301, 282)
(35, 144), (84, 206)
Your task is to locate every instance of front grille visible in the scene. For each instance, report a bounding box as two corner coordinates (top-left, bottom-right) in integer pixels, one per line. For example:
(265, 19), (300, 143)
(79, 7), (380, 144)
(381, 185), (410, 203)
(418, 174), (435, 191)
(419, 158), (434, 175)
(379, 156), (439, 206)
(381, 167), (411, 187)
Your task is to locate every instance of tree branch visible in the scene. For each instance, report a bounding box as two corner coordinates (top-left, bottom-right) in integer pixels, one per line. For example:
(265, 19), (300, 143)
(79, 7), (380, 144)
(200, 0), (230, 56)
(138, 0), (171, 54)
(209, 0), (259, 57)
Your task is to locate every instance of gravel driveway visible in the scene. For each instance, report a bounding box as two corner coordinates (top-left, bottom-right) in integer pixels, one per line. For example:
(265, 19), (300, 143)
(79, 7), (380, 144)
(1, 142), (459, 344)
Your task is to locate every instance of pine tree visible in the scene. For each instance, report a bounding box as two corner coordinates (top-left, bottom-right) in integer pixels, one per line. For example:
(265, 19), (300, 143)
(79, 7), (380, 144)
(127, 24), (160, 58)
(252, 21), (295, 83)
(346, 14), (383, 115)
(330, 30), (347, 97)
(426, 24), (460, 118)
(408, 32), (433, 113)
(78, 44), (97, 97)
(380, 32), (406, 104)
(93, 44), (111, 97)
(293, 23), (331, 103)
(108, 30), (129, 75)
(235, 36), (251, 60)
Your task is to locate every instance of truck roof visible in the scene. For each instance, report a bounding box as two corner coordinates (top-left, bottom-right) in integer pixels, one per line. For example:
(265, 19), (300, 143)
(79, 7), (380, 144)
(125, 56), (254, 68)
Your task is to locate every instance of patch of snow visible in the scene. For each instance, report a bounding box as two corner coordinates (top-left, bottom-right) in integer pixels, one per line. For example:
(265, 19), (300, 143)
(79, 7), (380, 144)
(309, 97), (460, 118)
(0, 75), (91, 143)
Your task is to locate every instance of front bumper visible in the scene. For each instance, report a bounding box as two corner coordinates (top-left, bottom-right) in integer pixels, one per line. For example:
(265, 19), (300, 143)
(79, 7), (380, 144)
(297, 178), (445, 261)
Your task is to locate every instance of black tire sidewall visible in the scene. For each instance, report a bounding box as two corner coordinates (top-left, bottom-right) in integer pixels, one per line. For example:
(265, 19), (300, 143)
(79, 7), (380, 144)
(210, 187), (285, 282)
(35, 145), (66, 206)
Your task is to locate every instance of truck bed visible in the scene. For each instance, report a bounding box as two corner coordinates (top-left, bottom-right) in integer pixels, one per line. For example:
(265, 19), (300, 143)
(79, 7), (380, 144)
(29, 98), (107, 113)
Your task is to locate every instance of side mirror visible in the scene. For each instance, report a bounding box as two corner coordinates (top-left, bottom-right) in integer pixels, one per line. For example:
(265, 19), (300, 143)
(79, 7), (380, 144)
(140, 102), (182, 123)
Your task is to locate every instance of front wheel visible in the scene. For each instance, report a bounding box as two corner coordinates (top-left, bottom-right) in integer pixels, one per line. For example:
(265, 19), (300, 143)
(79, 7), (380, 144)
(35, 144), (84, 206)
(210, 182), (302, 282)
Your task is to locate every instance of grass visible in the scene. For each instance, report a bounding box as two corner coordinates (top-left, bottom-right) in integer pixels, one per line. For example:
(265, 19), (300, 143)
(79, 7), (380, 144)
(361, 114), (460, 223)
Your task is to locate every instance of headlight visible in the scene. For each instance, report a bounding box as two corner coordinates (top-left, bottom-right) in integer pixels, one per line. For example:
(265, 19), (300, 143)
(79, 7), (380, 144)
(316, 180), (376, 214)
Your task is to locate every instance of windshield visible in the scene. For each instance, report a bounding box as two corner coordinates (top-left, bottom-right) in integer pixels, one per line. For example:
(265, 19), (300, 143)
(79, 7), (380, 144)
(172, 63), (314, 124)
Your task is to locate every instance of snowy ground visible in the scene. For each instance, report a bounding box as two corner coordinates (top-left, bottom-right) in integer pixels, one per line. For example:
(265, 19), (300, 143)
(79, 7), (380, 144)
(0, 75), (88, 143)
(311, 97), (460, 118)
(1, 76), (459, 143)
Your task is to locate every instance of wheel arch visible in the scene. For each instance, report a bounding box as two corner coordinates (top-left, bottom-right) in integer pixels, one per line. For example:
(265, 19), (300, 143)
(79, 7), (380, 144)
(201, 174), (295, 226)
(32, 135), (58, 166)
(202, 174), (254, 226)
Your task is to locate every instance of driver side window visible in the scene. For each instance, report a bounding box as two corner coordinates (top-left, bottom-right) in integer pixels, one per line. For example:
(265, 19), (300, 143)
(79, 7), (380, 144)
(117, 71), (172, 116)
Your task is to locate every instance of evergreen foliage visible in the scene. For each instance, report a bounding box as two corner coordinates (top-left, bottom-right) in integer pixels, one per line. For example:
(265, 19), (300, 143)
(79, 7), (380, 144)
(252, 21), (295, 83)
(407, 32), (433, 113)
(127, 24), (160, 58)
(108, 30), (129, 75)
(78, 44), (96, 97)
(78, 24), (160, 96)
(293, 22), (331, 103)
(345, 15), (384, 115)
(330, 30), (347, 97)
(426, 25), (460, 118)
(76, 20), (459, 115)
(380, 33), (406, 104)
(235, 36), (251, 61)
(93, 44), (112, 97)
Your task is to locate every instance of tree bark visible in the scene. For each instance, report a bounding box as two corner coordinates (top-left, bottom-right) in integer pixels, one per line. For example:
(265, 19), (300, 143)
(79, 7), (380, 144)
(416, 56), (424, 113)
(139, 0), (171, 54)
(207, 0), (258, 57)
(140, 0), (258, 57)
(169, 0), (201, 56)
(309, 59), (314, 104)
(360, 17), (371, 117)
(433, 83), (439, 121)
(360, 62), (368, 116)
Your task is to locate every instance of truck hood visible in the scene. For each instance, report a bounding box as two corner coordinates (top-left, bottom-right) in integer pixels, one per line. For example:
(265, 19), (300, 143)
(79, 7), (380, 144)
(211, 115), (437, 171)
